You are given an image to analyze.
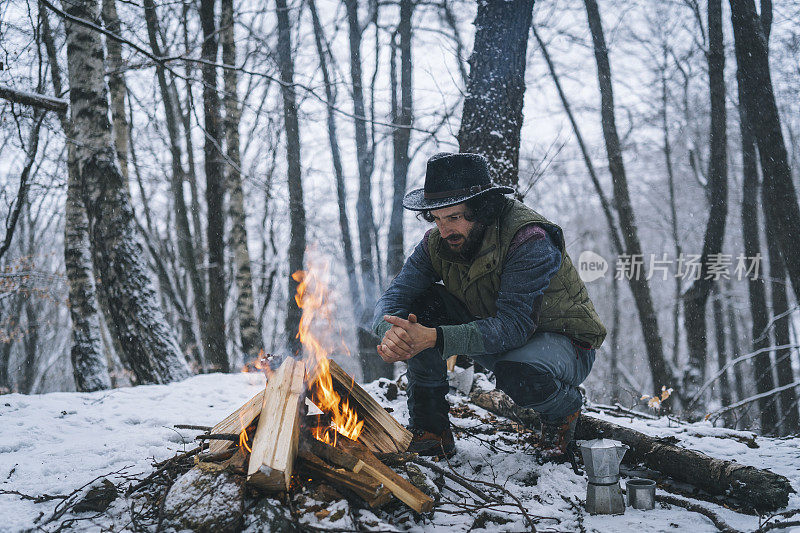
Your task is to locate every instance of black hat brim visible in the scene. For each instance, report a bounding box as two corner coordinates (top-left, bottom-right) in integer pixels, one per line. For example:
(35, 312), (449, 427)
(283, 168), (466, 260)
(402, 185), (515, 211)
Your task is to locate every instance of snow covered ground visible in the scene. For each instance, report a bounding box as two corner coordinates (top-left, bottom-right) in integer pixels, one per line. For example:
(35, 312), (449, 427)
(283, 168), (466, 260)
(1, 371), (798, 532)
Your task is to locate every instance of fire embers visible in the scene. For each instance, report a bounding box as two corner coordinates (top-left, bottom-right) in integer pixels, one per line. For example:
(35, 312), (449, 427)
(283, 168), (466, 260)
(241, 351), (276, 375)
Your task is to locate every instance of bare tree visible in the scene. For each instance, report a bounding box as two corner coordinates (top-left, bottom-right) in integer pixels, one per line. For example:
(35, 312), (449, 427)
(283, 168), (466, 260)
(711, 285), (734, 426)
(682, 0), (729, 408)
(386, 0), (414, 280)
(533, 25), (624, 401)
(308, 0), (361, 314)
(142, 0), (207, 366)
(101, 0), (128, 181)
(221, 0), (263, 361)
(457, 0), (534, 190)
(60, 0), (190, 384)
(275, 0), (306, 356)
(343, 0), (389, 381)
(41, 5), (110, 392)
(766, 231), (799, 435)
(583, 0), (673, 398)
(730, 0), (800, 307)
(199, 0), (229, 371)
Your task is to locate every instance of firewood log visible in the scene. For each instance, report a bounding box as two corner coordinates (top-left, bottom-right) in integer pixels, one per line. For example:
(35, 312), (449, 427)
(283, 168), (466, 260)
(336, 436), (433, 513)
(302, 436), (365, 473)
(208, 390), (264, 454)
(328, 360), (412, 454)
(297, 450), (392, 508)
(247, 357), (305, 492)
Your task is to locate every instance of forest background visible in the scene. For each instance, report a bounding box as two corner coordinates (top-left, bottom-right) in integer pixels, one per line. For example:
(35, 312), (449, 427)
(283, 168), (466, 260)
(1, 0), (799, 436)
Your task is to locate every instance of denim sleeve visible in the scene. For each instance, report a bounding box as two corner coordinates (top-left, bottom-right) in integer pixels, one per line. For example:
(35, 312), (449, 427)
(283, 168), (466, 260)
(438, 233), (562, 358)
(372, 238), (439, 340)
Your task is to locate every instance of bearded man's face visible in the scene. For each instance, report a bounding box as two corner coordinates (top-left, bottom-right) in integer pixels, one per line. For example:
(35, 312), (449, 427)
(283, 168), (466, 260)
(430, 203), (486, 259)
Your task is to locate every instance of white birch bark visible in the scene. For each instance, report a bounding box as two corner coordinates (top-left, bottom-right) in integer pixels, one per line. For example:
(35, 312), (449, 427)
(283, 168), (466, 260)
(62, 0), (190, 384)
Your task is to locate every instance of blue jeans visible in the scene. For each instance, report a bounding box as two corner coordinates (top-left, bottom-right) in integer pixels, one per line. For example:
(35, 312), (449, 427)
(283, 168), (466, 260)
(406, 285), (595, 427)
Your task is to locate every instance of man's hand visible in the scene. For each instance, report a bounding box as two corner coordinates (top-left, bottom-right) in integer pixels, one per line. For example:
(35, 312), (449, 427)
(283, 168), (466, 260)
(376, 313), (438, 363)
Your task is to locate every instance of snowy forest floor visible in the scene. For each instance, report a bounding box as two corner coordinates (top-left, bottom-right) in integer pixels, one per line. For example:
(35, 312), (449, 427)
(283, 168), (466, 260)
(1, 371), (798, 532)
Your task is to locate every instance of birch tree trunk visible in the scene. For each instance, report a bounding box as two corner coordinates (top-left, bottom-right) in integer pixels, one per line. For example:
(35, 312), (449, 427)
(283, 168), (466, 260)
(275, 0), (306, 356)
(199, 0), (229, 372)
(729, 0), (800, 307)
(222, 0), (263, 361)
(682, 0), (729, 408)
(386, 0), (413, 281)
(583, 0), (673, 399)
(100, 0), (128, 181)
(62, 0), (190, 384)
(457, 0), (534, 190)
(41, 5), (110, 391)
(142, 0), (208, 366)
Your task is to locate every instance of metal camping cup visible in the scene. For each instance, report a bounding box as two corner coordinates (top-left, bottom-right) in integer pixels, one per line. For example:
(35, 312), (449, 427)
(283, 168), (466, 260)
(626, 478), (656, 510)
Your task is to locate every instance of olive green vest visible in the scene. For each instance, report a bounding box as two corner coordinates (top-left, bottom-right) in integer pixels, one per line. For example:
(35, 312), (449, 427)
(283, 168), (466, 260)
(427, 199), (607, 348)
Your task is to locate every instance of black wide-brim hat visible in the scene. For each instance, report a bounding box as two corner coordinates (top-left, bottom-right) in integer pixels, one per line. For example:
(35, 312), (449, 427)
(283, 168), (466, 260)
(402, 152), (515, 211)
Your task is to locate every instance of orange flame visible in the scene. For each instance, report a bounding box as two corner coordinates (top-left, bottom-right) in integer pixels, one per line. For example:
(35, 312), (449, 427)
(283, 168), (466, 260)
(292, 265), (364, 445)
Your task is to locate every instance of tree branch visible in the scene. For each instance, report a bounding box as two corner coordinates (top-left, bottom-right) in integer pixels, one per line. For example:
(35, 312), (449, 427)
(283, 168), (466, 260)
(0, 85), (68, 112)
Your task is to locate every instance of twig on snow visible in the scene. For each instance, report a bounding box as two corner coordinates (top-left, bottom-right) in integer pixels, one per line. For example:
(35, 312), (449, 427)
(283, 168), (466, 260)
(656, 493), (741, 533)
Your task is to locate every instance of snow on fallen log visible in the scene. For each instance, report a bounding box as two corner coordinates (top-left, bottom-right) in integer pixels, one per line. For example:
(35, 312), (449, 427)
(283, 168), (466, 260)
(576, 415), (794, 512)
(470, 389), (794, 512)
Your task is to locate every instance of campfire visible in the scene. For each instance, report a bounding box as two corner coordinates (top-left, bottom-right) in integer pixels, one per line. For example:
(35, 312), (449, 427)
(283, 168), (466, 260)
(197, 265), (431, 513)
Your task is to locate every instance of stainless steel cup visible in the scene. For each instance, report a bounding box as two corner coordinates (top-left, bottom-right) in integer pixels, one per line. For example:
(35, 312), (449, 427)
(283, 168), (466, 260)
(626, 478), (656, 510)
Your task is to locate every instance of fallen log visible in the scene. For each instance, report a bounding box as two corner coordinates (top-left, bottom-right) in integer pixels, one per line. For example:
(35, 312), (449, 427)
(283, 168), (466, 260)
(470, 389), (794, 512)
(247, 357), (305, 492)
(577, 415), (794, 512)
(337, 436), (434, 513)
(329, 360), (412, 454)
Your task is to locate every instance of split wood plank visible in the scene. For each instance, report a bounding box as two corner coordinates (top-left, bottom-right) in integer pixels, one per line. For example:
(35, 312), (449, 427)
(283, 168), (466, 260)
(297, 450), (392, 508)
(247, 357), (305, 492)
(304, 437), (365, 473)
(328, 360), (412, 454)
(208, 389), (264, 454)
(337, 436), (433, 513)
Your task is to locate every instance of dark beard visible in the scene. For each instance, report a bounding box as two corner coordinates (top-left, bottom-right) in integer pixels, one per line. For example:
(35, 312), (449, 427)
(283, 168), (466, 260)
(453, 223), (486, 260)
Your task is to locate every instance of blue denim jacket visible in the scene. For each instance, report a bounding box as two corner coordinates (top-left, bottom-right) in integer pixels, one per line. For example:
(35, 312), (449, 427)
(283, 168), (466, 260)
(373, 227), (562, 359)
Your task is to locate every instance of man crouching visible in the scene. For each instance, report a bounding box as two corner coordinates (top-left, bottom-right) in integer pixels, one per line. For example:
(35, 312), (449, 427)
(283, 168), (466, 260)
(372, 152), (606, 459)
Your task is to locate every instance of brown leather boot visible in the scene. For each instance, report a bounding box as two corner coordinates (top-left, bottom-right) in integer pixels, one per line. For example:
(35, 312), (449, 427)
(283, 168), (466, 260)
(408, 426), (456, 459)
(539, 408), (580, 458)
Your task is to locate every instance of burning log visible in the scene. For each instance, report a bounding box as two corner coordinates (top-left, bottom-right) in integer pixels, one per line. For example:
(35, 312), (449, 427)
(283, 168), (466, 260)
(304, 437), (365, 473)
(246, 357), (306, 492)
(297, 450), (392, 508)
(337, 436), (434, 513)
(471, 389), (795, 512)
(328, 360), (412, 454)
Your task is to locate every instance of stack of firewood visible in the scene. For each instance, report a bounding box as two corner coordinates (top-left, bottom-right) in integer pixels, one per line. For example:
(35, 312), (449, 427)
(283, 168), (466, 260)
(162, 356), (432, 531)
